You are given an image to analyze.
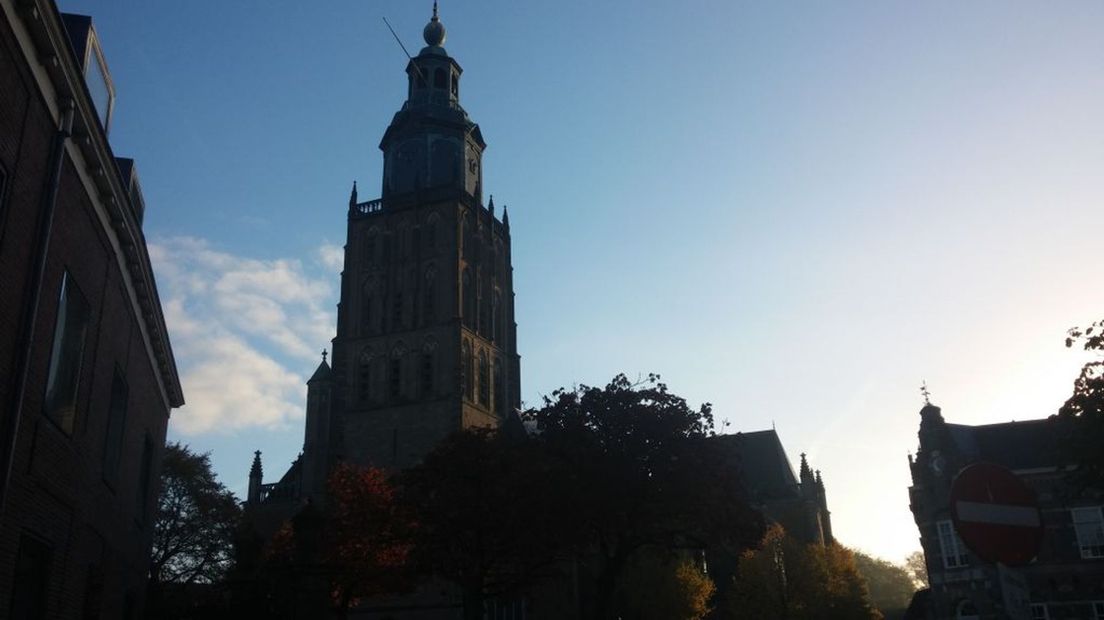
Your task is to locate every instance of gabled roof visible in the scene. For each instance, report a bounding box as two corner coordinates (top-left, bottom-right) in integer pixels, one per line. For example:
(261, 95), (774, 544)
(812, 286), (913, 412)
(307, 360), (332, 384)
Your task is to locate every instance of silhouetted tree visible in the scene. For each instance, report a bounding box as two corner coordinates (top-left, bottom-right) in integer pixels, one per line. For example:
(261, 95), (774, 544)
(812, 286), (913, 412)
(727, 524), (881, 620)
(903, 551), (928, 589)
(1059, 319), (1104, 485)
(527, 373), (763, 620)
(399, 429), (567, 620)
(148, 443), (241, 617)
(853, 552), (916, 619)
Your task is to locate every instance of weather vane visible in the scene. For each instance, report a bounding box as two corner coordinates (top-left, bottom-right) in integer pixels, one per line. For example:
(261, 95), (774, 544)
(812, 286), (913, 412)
(920, 380), (931, 405)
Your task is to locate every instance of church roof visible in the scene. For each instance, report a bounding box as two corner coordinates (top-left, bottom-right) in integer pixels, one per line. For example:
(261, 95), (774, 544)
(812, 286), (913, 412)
(714, 430), (801, 502)
(307, 359), (332, 384)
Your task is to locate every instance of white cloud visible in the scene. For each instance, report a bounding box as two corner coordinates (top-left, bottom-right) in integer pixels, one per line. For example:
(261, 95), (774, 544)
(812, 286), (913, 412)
(150, 237), (336, 435)
(318, 242), (345, 272)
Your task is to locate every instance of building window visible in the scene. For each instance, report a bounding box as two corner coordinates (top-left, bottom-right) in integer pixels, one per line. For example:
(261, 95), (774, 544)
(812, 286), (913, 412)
(102, 369), (128, 484)
(434, 68), (446, 89)
(462, 340), (473, 401)
(1073, 506), (1104, 559)
(1030, 603), (1049, 620)
(44, 271), (91, 434)
(451, 72), (459, 97)
(494, 359), (505, 415)
(136, 435), (154, 524)
(390, 356), (402, 400)
(10, 533), (52, 620)
(1093, 601), (1104, 620)
(937, 520), (969, 568)
(420, 352), (434, 398)
(359, 350), (373, 403)
(392, 290), (404, 330)
(478, 351), (489, 406)
(462, 269), (475, 328)
(492, 292), (501, 342)
(365, 231), (377, 263)
(422, 268), (436, 325)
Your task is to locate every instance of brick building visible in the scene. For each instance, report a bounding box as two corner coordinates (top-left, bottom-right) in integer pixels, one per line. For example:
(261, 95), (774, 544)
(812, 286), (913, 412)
(907, 403), (1104, 619)
(0, 1), (183, 617)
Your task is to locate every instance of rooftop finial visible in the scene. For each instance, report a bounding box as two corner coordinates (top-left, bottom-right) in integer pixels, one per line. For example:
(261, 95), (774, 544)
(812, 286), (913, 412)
(321, 349), (328, 364)
(920, 380), (932, 406)
(423, 1), (446, 46)
(349, 180), (358, 207)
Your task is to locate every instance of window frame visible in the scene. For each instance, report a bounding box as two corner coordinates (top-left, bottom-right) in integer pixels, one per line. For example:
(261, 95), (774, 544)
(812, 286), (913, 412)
(1073, 506), (1104, 559)
(937, 520), (970, 569)
(43, 271), (92, 435)
(101, 366), (129, 486)
(1030, 603), (1049, 620)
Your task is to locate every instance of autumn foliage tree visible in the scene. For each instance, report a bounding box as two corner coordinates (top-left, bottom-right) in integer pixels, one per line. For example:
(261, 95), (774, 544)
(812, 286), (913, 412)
(726, 524), (880, 620)
(853, 552), (916, 619)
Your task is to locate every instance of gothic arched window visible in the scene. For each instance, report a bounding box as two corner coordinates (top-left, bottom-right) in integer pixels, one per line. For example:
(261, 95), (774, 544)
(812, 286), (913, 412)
(424, 213), (439, 253)
(358, 348), (374, 403)
(422, 267), (436, 326)
(390, 345), (405, 400)
(420, 338), (436, 398)
(462, 269), (475, 329)
(461, 340), (473, 401)
(492, 291), (502, 343)
(478, 350), (489, 406)
(392, 289), (404, 330)
(494, 358), (505, 415)
(365, 228), (379, 264)
(462, 213), (473, 261)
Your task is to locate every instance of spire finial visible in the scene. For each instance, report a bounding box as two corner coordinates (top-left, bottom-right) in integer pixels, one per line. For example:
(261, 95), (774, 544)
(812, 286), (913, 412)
(920, 380), (932, 405)
(423, 1), (446, 46)
(433, 1), (439, 19)
(321, 349), (328, 364)
(349, 180), (358, 207)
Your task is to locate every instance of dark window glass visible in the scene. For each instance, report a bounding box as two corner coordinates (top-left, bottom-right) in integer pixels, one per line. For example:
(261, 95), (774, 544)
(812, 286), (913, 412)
(492, 293), (502, 342)
(420, 352), (433, 397)
(10, 533), (52, 620)
(494, 359), (505, 415)
(362, 294), (374, 334)
(422, 271), (436, 325)
(359, 356), (372, 403)
(365, 233), (377, 263)
(451, 73), (459, 97)
(102, 370), (128, 483)
(462, 341), (473, 400)
(392, 291), (403, 330)
(478, 352), (489, 406)
(44, 272), (91, 434)
(462, 270), (474, 328)
(434, 68), (446, 89)
(425, 221), (437, 252)
(390, 357), (402, 399)
(136, 436), (153, 524)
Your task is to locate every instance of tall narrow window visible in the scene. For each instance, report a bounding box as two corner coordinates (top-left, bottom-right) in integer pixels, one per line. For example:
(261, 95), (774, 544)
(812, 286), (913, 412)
(462, 270), (475, 329)
(937, 520), (969, 568)
(390, 348), (403, 400)
(434, 68), (446, 89)
(136, 435), (153, 524)
(359, 350), (373, 403)
(10, 534), (52, 620)
(479, 284), (490, 336)
(420, 351), (434, 397)
(492, 292), (501, 342)
(365, 231), (377, 263)
(392, 290), (404, 330)
(1073, 506), (1104, 559)
(462, 340), (473, 401)
(451, 72), (459, 97)
(494, 359), (505, 415)
(1030, 604), (1049, 620)
(423, 268), (436, 325)
(1092, 601), (1104, 620)
(102, 369), (128, 484)
(44, 271), (91, 434)
(478, 351), (489, 406)
(425, 217), (437, 252)
(362, 294), (374, 334)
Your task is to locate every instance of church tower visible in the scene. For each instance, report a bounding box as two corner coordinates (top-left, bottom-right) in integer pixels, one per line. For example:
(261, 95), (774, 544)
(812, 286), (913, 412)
(328, 4), (521, 470)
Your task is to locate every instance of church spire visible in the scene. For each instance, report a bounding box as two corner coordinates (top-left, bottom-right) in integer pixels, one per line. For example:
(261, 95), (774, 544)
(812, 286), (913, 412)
(349, 180), (358, 207)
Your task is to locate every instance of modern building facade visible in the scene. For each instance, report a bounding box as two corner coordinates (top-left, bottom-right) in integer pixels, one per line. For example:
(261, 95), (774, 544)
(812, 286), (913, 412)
(907, 403), (1104, 619)
(0, 1), (184, 618)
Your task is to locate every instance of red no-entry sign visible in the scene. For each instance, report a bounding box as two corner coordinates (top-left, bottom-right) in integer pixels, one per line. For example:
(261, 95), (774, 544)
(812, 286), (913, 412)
(950, 463), (1043, 566)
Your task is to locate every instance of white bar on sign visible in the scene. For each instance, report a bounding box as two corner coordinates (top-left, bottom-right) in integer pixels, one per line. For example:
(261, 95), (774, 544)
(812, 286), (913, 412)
(956, 501), (1040, 527)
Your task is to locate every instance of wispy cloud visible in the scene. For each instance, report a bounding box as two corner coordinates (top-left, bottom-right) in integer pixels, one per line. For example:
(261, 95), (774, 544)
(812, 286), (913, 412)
(317, 242), (344, 273)
(150, 237), (336, 435)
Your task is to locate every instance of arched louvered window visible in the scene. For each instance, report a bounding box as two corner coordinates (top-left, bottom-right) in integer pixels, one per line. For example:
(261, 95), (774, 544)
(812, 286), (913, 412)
(478, 351), (489, 406)
(390, 345), (405, 400)
(420, 339), (436, 398)
(434, 68), (446, 89)
(462, 340), (473, 401)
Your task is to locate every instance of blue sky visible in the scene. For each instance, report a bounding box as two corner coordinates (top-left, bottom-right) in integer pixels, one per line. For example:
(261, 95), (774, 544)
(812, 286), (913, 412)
(65, 0), (1104, 563)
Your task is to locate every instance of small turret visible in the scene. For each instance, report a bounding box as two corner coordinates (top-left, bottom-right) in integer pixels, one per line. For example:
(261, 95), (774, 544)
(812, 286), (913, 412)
(247, 450), (263, 504)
